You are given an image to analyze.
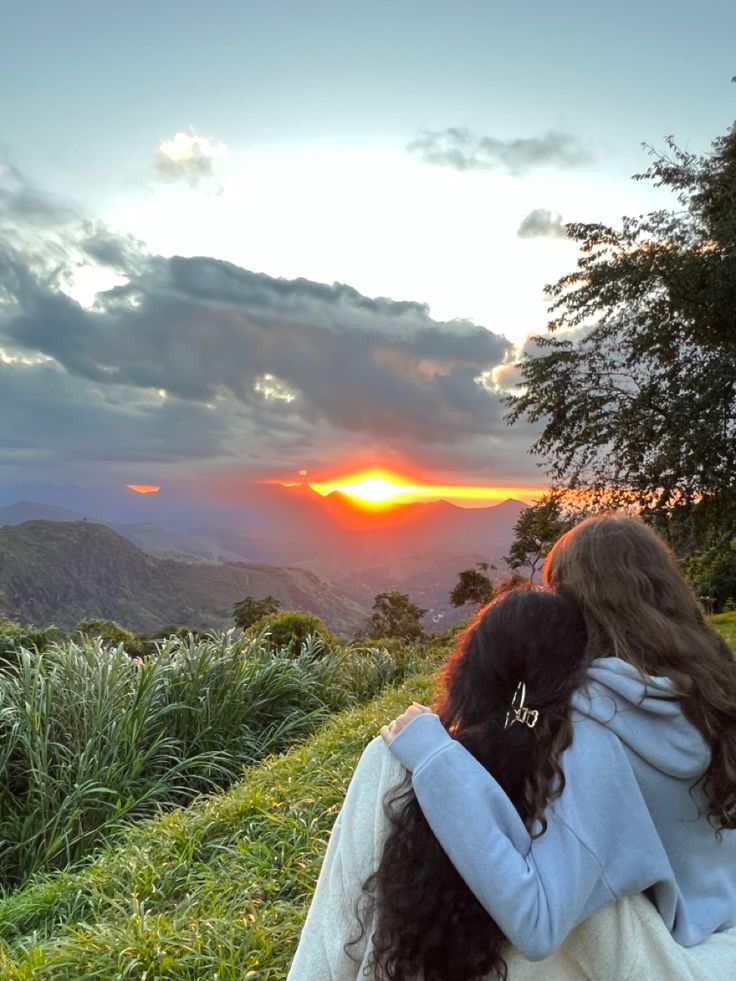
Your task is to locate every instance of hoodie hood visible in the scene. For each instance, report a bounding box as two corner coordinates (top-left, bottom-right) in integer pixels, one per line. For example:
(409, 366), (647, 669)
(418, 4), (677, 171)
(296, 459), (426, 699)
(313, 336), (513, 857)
(570, 657), (711, 779)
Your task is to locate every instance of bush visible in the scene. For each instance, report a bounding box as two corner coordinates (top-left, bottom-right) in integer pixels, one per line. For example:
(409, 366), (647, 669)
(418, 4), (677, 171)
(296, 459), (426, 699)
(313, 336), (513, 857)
(0, 616), (57, 668)
(74, 619), (146, 658)
(247, 610), (339, 655)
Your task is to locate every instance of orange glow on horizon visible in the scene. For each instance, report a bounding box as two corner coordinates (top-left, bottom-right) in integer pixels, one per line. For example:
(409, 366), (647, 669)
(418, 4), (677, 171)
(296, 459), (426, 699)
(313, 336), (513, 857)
(126, 484), (161, 495)
(301, 470), (541, 509)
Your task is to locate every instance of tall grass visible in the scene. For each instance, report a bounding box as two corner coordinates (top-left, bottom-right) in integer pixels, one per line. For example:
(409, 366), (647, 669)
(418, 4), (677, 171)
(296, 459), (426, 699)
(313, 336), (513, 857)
(0, 630), (432, 889)
(0, 676), (435, 979)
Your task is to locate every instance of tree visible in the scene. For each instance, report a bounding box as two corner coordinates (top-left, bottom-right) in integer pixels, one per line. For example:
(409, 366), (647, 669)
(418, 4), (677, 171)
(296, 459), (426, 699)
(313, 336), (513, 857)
(450, 566), (494, 607)
(232, 594), (281, 631)
(681, 531), (736, 613)
(505, 494), (574, 581)
(365, 592), (427, 641)
(245, 610), (338, 655)
(505, 120), (736, 542)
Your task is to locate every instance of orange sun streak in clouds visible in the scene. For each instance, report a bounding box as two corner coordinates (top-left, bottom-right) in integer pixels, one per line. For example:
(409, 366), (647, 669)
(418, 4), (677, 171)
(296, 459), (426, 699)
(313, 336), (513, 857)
(126, 484), (161, 495)
(305, 471), (539, 509)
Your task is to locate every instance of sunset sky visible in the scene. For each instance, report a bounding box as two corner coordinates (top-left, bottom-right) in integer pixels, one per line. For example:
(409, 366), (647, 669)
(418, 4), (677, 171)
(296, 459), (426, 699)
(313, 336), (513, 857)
(1, 1), (734, 511)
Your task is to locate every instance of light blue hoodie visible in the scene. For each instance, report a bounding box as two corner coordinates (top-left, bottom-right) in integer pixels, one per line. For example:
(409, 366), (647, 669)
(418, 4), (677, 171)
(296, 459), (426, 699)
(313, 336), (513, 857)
(389, 657), (736, 962)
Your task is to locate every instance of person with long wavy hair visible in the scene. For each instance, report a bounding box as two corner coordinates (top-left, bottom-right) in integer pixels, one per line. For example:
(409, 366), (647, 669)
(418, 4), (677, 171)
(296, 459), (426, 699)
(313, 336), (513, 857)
(373, 515), (736, 978)
(287, 571), (736, 979)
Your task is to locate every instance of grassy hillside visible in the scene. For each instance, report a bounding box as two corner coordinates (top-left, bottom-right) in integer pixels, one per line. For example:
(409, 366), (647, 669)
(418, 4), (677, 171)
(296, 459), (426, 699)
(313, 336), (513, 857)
(0, 620), (730, 978)
(0, 521), (368, 636)
(712, 611), (736, 649)
(0, 676), (436, 979)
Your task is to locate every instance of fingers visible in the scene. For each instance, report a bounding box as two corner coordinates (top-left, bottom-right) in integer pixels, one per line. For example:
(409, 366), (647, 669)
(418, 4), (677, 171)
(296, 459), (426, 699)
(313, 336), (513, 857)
(380, 702), (433, 746)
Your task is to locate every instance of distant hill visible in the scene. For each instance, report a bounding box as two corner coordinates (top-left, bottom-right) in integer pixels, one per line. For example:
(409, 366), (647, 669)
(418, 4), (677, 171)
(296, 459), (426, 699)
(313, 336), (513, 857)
(0, 503), (255, 565)
(0, 501), (89, 525)
(0, 521), (369, 637)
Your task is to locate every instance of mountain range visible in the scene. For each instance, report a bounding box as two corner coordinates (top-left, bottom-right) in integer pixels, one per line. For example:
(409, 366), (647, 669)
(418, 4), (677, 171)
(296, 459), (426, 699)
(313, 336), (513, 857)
(0, 488), (527, 633)
(0, 520), (368, 636)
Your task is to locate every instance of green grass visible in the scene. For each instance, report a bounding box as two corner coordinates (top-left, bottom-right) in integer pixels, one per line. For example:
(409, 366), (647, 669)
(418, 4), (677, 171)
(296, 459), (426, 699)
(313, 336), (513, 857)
(0, 621), (729, 978)
(712, 611), (736, 650)
(0, 674), (437, 979)
(0, 630), (438, 890)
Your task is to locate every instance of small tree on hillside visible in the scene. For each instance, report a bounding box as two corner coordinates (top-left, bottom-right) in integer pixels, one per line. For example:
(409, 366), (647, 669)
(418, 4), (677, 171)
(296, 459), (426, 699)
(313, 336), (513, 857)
(366, 591), (427, 641)
(450, 566), (494, 608)
(233, 595), (281, 631)
(505, 493), (574, 581)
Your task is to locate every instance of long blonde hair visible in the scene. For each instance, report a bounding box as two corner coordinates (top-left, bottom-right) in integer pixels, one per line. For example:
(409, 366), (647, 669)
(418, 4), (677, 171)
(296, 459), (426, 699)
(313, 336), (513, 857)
(544, 514), (736, 828)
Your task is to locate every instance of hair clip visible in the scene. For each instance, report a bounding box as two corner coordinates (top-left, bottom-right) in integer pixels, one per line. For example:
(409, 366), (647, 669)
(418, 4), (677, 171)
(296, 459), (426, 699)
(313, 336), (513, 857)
(504, 682), (539, 730)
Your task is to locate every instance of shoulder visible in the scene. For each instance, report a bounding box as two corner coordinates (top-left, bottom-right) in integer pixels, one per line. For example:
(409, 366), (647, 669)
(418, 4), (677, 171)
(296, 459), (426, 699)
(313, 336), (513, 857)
(552, 715), (642, 830)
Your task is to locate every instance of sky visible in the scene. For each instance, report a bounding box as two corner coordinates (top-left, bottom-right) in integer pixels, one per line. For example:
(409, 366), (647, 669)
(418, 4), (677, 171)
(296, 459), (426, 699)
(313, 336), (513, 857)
(1, 0), (734, 512)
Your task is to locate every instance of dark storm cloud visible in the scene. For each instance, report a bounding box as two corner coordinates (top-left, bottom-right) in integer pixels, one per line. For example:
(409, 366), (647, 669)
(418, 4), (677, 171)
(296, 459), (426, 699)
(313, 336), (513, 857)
(0, 235), (512, 444)
(407, 128), (591, 175)
(0, 358), (232, 463)
(0, 205), (545, 480)
(517, 208), (568, 239)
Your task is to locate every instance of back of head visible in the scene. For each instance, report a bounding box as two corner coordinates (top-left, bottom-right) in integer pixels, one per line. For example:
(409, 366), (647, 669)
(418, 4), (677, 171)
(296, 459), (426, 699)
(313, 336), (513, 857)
(438, 586), (587, 817)
(543, 514), (709, 667)
(543, 513), (736, 829)
(362, 586), (588, 981)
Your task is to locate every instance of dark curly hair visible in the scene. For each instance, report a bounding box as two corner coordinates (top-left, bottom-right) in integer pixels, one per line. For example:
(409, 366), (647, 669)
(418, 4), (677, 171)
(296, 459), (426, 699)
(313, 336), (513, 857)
(351, 586), (588, 981)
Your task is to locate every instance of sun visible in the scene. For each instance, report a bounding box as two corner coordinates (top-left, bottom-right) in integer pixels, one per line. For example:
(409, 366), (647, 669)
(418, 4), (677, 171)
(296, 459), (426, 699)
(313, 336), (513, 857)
(303, 469), (541, 508)
(330, 475), (412, 506)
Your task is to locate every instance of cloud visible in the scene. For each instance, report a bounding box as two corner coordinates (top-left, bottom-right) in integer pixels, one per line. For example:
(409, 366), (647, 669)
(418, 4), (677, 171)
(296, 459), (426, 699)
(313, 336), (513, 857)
(517, 208), (568, 239)
(408, 128), (591, 175)
(154, 131), (227, 188)
(0, 200), (543, 485)
(0, 163), (77, 227)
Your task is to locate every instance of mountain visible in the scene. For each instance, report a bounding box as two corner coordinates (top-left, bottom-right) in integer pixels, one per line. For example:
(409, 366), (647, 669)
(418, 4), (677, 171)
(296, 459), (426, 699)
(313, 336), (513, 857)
(0, 501), (89, 524)
(0, 490), (529, 631)
(199, 487), (527, 567)
(0, 503), (253, 565)
(0, 521), (369, 637)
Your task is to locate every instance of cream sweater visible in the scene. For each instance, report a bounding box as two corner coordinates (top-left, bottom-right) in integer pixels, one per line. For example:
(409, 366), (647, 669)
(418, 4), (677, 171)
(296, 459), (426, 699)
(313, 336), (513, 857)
(287, 737), (736, 980)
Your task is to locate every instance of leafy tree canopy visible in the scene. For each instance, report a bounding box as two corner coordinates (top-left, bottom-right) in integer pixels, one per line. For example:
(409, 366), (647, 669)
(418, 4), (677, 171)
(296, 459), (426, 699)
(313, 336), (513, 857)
(681, 530), (736, 613)
(506, 120), (736, 541)
(449, 567), (494, 608)
(233, 595), (281, 631)
(366, 591), (427, 641)
(505, 493), (576, 581)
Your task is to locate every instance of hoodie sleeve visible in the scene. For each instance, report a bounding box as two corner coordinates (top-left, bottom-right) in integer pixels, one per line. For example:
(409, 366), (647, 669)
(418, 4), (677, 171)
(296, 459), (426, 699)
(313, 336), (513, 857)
(389, 713), (669, 962)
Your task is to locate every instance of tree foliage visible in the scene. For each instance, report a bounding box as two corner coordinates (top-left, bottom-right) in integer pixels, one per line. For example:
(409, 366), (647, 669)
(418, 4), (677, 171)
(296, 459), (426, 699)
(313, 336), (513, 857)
(246, 610), (338, 655)
(74, 618), (145, 657)
(505, 121), (736, 539)
(449, 567), (494, 607)
(366, 591), (427, 641)
(233, 595), (281, 631)
(505, 493), (575, 580)
(681, 531), (736, 613)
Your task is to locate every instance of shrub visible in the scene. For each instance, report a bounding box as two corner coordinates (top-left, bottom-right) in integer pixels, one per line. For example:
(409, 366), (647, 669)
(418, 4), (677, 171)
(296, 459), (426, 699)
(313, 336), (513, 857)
(247, 610), (339, 655)
(0, 616), (57, 668)
(74, 619), (146, 658)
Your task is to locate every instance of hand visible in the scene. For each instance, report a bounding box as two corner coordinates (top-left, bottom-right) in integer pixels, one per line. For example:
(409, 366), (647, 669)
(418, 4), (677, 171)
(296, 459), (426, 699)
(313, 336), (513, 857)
(380, 702), (433, 747)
